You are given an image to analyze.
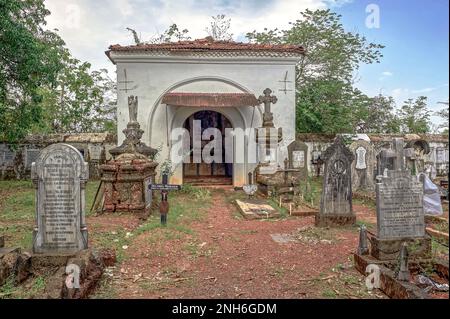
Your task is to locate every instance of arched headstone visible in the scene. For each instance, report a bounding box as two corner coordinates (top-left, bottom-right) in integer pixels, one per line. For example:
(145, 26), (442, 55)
(31, 143), (88, 254)
(316, 136), (355, 227)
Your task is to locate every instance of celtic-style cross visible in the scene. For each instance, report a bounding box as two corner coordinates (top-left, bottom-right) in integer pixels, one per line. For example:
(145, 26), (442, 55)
(258, 88), (278, 128)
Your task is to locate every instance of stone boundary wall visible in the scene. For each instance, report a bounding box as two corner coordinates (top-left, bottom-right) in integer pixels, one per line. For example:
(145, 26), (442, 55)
(0, 133), (117, 180)
(295, 133), (449, 177)
(0, 132), (448, 180)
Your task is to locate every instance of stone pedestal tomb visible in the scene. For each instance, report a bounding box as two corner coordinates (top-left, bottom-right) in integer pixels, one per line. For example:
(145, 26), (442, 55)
(31, 143), (88, 254)
(100, 96), (158, 218)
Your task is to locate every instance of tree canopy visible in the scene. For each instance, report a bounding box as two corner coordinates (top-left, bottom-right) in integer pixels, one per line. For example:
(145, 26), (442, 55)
(0, 0), (116, 145)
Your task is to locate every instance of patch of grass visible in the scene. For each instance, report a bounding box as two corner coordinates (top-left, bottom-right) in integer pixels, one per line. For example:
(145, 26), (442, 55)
(297, 175), (322, 207)
(85, 181), (101, 216)
(0, 276), (16, 299)
(0, 180), (33, 191)
(0, 180), (100, 222)
(267, 198), (288, 218)
(136, 191), (211, 238)
(0, 224), (33, 250)
(138, 276), (195, 293)
(238, 229), (258, 235)
(179, 184), (211, 200)
(96, 229), (131, 263)
(270, 267), (286, 278)
(1, 188), (34, 221)
(355, 220), (376, 231)
(322, 289), (337, 298)
(297, 226), (338, 242)
(91, 274), (117, 299)
(431, 238), (449, 260)
(0, 275), (46, 299)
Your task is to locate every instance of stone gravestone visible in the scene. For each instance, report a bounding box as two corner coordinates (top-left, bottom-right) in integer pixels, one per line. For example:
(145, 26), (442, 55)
(31, 143), (88, 254)
(26, 149), (41, 169)
(349, 140), (376, 191)
(0, 144), (15, 167)
(316, 136), (355, 227)
(371, 138), (431, 260)
(88, 144), (103, 161)
(287, 140), (308, 180)
(376, 170), (425, 239)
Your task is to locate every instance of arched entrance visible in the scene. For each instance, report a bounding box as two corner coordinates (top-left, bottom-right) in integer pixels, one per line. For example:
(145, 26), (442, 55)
(183, 110), (233, 185)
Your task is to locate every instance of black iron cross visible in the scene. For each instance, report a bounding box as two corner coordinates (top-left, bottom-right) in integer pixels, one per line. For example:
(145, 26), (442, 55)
(278, 71), (292, 94)
(118, 69), (138, 93)
(148, 173), (181, 225)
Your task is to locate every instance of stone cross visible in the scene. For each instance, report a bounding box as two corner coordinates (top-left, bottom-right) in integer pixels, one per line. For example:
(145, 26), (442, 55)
(393, 138), (405, 171)
(258, 88), (277, 128)
(31, 143), (88, 254)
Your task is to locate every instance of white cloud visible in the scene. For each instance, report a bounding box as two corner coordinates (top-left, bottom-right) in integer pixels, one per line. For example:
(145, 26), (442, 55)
(381, 71), (393, 76)
(44, 0), (332, 73)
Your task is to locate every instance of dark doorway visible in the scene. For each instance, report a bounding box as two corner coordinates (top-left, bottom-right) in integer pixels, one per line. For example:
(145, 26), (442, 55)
(183, 111), (232, 185)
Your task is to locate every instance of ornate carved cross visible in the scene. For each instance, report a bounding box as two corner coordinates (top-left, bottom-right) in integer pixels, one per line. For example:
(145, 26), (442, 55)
(258, 88), (278, 128)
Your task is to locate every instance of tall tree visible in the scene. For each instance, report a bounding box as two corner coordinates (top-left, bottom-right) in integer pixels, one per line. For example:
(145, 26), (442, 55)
(359, 94), (401, 133)
(0, 0), (65, 144)
(247, 9), (385, 133)
(35, 51), (117, 134)
(435, 101), (449, 134)
(397, 96), (431, 133)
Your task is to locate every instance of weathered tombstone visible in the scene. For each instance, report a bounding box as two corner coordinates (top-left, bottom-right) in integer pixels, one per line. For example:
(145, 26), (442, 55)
(88, 144), (103, 161)
(0, 144), (15, 167)
(349, 140), (376, 191)
(31, 143), (88, 254)
(371, 138), (431, 260)
(26, 149), (41, 169)
(316, 136), (355, 227)
(376, 148), (395, 177)
(376, 170), (425, 239)
(287, 140), (308, 180)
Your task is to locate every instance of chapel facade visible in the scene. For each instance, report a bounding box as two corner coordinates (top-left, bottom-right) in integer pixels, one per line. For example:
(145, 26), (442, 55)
(106, 38), (304, 186)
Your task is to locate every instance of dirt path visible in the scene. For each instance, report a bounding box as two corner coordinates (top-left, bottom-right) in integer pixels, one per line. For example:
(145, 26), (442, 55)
(102, 190), (384, 299)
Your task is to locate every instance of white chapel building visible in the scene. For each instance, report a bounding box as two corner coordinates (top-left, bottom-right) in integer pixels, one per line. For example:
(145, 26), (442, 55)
(106, 38), (304, 187)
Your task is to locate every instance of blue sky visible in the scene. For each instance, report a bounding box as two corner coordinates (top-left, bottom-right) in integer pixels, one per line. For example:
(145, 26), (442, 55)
(44, 0), (449, 129)
(333, 0), (449, 129)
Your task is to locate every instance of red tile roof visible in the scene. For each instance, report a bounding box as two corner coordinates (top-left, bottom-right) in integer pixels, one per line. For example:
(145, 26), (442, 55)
(106, 38), (305, 56)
